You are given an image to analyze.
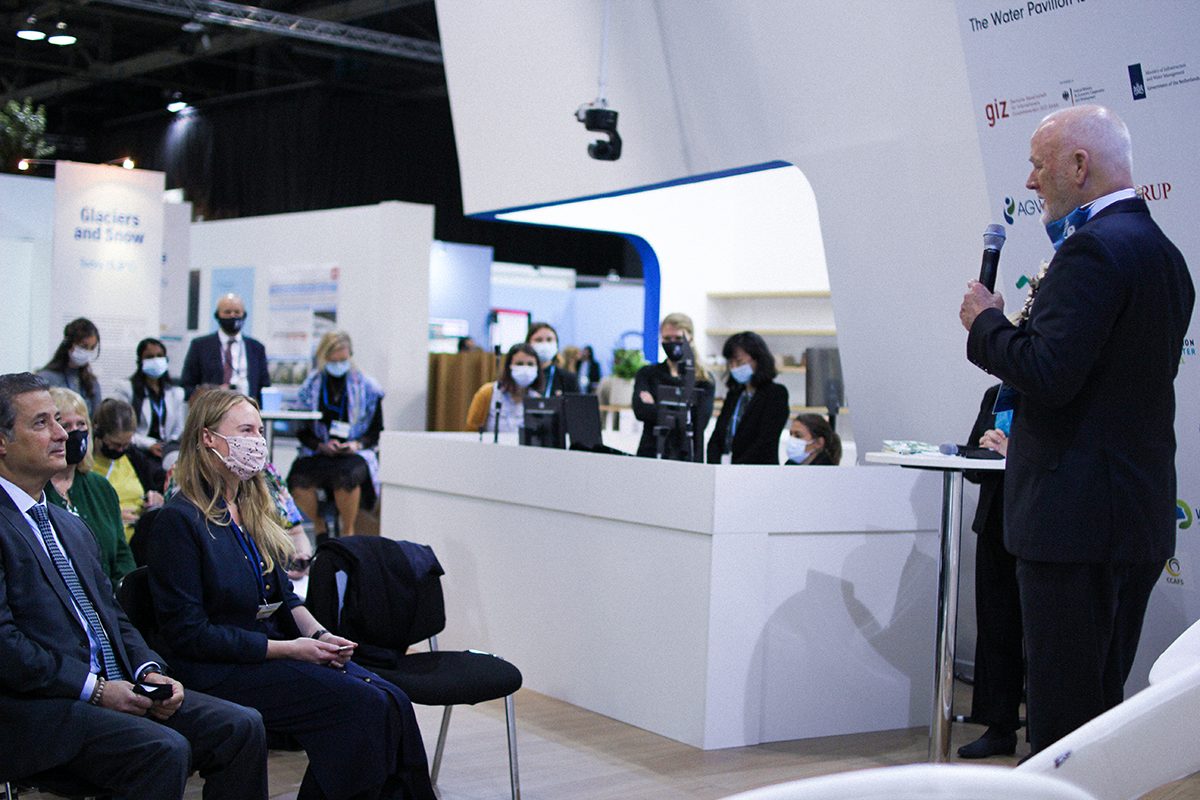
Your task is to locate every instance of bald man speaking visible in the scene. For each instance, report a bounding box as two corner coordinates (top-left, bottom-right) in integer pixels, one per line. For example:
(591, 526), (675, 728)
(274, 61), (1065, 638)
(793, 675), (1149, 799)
(960, 105), (1194, 753)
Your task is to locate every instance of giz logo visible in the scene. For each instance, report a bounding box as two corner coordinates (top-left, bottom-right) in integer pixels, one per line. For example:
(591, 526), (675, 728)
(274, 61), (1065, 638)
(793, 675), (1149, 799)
(1003, 195), (1044, 225)
(1138, 183), (1173, 202)
(984, 99), (1010, 128)
(1165, 557), (1184, 585)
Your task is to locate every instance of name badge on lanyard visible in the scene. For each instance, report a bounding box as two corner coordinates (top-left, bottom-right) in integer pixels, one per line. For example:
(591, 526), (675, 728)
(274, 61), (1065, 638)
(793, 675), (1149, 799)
(329, 420), (352, 439)
(256, 601), (282, 620)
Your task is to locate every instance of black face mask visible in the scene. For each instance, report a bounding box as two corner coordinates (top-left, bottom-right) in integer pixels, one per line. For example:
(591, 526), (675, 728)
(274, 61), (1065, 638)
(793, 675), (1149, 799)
(663, 340), (685, 363)
(99, 442), (126, 460)
(216, 314), (245, 335)
(65, 429), (88, 466)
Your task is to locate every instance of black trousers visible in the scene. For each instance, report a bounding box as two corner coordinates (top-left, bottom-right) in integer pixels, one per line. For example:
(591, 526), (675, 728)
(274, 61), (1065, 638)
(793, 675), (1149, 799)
(59, 689), (267, 800)
(1016, 558), (1162, 753)
(969, 529), (1024, 730)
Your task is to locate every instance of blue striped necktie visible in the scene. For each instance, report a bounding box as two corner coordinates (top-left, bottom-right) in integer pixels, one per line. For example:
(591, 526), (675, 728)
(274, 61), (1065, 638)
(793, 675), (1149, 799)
(28, 503), (126, 681)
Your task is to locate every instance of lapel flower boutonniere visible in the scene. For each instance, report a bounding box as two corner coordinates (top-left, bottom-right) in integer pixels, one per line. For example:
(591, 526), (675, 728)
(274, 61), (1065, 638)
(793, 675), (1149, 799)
(1011, 259), (1052, 325)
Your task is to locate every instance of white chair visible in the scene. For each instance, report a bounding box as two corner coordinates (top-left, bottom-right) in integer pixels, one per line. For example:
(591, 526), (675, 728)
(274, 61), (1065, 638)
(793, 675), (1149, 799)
(720, 764), (1097, 800)
(1017, 662), (1200, 800)
(1148, 617), (1200, 685)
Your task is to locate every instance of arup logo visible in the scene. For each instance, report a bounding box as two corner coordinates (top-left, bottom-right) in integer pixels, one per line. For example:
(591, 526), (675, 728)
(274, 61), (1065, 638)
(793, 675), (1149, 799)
(1165, 557), (1184, 585)
(1138, 182), (1173, 202)
(984, 98), (1010, 128)
(1003, 197), (1016, 225)
(1177, 499), (1193, 530)
(1129, 63), (1147, 100)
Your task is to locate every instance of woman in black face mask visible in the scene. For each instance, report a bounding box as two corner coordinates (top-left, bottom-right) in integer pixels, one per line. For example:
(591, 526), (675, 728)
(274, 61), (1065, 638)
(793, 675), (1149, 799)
(44, 388), (136, 582)
(631, 312), (714, 460)
(92, 398), (164, 541)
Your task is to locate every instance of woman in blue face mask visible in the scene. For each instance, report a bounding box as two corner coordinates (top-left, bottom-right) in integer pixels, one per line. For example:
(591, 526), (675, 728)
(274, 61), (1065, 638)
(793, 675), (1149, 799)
(288, 330), (384, 539)
(706, 331), (790, 465)
(114, 337), (187, 490)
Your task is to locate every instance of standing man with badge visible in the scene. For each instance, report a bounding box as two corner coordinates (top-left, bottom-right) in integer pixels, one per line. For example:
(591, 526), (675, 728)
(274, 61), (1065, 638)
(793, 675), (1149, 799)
(959, 104), (1194, 754)
(180, 294), (272, 405)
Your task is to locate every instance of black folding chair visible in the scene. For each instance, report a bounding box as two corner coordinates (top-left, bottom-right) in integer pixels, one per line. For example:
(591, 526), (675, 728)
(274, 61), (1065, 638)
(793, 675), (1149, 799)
(307, 537), (523, 800)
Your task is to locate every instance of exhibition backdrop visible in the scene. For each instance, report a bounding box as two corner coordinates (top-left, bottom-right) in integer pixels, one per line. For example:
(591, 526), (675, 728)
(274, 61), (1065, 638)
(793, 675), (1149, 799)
(51, 161), (165, 396)
(957, 0), (1200, 686)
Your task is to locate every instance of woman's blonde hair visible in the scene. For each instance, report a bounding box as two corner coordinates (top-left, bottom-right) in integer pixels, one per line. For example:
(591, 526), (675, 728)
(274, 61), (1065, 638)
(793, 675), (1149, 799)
(48, 386), (94, 474)
(660, 312), (709, 382)
(175, 389), (292, 570)
(314, 330), (353, 370)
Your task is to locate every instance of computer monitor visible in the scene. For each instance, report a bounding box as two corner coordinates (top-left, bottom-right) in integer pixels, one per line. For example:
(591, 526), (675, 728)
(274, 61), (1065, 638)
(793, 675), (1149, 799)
(563, 393), (602, 450)
(653, 384), (705, 462)
(520, 396), (565, 448)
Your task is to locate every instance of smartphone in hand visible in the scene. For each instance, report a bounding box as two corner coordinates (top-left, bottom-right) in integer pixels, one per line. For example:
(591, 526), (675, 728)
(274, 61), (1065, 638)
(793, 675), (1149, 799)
(133, 682), (174, 701)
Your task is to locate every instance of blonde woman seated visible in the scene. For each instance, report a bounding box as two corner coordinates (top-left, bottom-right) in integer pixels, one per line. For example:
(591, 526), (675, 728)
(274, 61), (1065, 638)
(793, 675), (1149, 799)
(465, 343), (541, 433)
(288, 331), (384, 538)
(147, 389), (435, 800)
(44, 387), (136, 583)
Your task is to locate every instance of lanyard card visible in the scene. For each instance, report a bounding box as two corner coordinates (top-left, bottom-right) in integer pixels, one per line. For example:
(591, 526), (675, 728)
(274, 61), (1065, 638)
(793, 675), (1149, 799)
(256, 601), (283, 620)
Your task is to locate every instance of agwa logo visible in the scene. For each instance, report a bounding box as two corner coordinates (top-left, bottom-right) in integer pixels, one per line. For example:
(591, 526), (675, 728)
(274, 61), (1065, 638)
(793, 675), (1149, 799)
(1003, 195), (1045, 225)
(1165, 557), (1184, 586)
(1177, 499), (1193, 530)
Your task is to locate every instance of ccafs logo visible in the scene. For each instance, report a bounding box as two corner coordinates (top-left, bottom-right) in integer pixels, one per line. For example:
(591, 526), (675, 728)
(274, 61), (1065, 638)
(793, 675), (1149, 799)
(1165, 557), (1184, 586)
(1003, 195), (1045, 225)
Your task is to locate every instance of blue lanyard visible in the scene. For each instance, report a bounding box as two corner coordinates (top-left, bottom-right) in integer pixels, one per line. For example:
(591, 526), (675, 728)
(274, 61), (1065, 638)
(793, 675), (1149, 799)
(148, 393), (166, 430)
(321, 378), (347, 419)
(228, 518), (268, 605)
(728, 392), (749, 443)
(544, 365), (557, 395)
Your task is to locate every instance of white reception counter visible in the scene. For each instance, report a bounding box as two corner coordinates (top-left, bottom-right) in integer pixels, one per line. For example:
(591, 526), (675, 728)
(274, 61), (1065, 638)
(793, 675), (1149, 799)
(379, 432), (942, 749)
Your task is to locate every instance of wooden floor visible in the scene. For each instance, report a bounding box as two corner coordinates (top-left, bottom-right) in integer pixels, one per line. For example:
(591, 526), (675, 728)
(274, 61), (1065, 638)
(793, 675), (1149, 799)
(20, 680), (1200, 798)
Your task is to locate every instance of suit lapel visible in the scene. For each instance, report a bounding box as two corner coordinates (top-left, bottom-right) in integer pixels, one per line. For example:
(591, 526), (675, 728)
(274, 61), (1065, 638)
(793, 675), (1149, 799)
(0, 493), (81, 624)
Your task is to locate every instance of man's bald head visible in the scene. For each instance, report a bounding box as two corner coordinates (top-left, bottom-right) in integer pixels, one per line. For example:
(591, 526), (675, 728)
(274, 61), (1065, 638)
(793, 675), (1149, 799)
(215, 294), (245, 318)
(1027, 105), (1134, 221)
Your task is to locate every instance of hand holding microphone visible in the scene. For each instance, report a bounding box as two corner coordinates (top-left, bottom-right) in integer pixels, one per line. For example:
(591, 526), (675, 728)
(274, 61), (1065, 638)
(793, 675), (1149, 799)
(960, 223), (1008, 331)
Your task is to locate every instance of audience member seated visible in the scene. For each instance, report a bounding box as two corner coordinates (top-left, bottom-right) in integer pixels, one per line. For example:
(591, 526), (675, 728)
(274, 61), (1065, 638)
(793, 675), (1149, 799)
(707, 331), (790, 465)
(43, 387), (136, 585)
(0, 372), (267, 800)
(457, 336), (479, 353)
(526, 321), (579, 396)
(37, 317), (103, 416)
(287, 331), (383, 539)
(91, 398), (164, 540)
(785, 413), (842, 466)
(632, 312), (714, 461)
(576, 344), (602, 394)
(465, 343), (541, 433)
(113, 337), (187, 491)
(147, 388), (435, 800)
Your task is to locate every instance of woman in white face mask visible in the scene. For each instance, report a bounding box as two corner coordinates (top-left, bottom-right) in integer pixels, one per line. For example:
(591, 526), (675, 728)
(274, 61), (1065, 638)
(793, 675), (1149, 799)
(525, 321), (580, 396)
(784, 413), (841, 466)
(288, 330), (384, 539)
(146, 388), (437, 800)
(466, 343), (543, 434)
(113, 337), (187, 489)
(37, 317), (103, 416)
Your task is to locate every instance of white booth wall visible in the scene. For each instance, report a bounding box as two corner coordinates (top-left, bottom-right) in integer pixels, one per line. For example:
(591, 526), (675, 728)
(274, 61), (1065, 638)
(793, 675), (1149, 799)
(186, 201), (435, 432)
(0, 174), (57, 375)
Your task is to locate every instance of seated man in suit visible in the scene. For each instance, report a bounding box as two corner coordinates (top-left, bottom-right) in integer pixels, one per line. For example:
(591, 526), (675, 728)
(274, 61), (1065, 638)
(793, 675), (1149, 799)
(0, 372), (267, 800)
(180, 293), (271, 405)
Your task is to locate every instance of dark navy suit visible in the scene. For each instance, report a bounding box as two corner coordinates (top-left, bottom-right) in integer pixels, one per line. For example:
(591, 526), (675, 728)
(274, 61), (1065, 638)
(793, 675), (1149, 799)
(0, 488), (266, 798)
(148, 494), (435, 800)
(968, 197), (1194, 751)
(180, 332), (271, 405)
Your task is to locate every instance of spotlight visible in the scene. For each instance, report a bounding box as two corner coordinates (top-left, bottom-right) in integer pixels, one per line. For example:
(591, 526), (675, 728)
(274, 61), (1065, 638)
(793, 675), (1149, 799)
(167, 100), (188, 113)
(47, 22), (76, 46)
(17, 159), (30, 171)
(16, 16), (45, 40)
(122, 157), (134, 170)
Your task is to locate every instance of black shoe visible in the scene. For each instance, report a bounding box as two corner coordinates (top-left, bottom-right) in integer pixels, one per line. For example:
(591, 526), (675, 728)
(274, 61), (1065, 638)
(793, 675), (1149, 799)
(957, 727), (1018, 759)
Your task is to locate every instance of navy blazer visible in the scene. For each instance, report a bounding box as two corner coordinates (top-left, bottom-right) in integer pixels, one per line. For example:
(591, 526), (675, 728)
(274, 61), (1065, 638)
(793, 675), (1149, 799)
(146, 494), (302, 692)
(968, 198), (1194, 563)
(0, 490), (160, 777)
(706, 381), (790, 464)
(180, 332), (271, 405)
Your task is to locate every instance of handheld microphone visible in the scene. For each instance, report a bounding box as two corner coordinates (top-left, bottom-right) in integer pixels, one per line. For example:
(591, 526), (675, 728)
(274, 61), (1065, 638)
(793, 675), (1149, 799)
(979, 223), (1007, 292)
(939, 442), (1005, 460)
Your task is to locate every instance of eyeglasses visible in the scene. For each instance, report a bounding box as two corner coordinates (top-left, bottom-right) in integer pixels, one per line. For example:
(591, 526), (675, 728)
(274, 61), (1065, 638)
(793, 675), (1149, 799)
(288, 557), (313, 571)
